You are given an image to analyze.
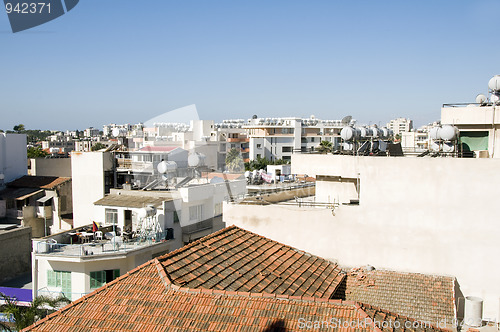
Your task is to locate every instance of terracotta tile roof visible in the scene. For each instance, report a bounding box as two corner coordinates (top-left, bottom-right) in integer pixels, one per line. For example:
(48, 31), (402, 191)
(157, 225), (345, 299)
(24, 259), (451, 332)
(333, 267), (456, 325)
(7, 176), (71, 190)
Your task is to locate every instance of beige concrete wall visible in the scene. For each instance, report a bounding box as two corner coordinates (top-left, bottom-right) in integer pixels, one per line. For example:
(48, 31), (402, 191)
(224, 154), (500, 320)
(29, 158), (71, 177)
(0, 227), (31, 282)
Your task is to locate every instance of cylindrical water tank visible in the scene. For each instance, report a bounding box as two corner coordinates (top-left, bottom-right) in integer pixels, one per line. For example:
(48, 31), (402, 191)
(380, 127), (389, 138)
(464, 296), (483, 327)
(371, 127), (381, 138)
(244, 171), (251, 178)
(439, 125), (458, 141)
(340, 127), (360, 141)
(359, 127), (371, 138)
(188, 153), (206, 167)
(429, 127), (441, 140)
(157, 160), (177, 173)
(488, 75), (500, 92)
(112, 128), (127, 137)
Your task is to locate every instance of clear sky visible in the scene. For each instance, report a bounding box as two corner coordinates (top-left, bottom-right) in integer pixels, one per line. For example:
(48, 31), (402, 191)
(1, 0), (499, 131)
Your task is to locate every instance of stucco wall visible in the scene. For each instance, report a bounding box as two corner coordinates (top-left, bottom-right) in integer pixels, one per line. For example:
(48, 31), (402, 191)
(72, 152), (113, 228)
(0, 227), (31, 282)
(29, 158), (71, 177)
(224, 154), (500, 321)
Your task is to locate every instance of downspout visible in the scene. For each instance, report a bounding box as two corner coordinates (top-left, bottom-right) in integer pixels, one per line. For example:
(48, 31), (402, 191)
(492, 103), (496, 158)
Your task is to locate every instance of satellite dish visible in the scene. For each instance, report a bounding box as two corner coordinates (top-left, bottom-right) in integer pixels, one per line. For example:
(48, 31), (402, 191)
(488, 75), (500, 92)
(341, 115), (352, 125)
(491, 94), (500, 104)
(476, 94), (487, 105)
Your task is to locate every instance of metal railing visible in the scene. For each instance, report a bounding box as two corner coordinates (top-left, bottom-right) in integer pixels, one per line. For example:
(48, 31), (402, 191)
(34, 236), (165, 257)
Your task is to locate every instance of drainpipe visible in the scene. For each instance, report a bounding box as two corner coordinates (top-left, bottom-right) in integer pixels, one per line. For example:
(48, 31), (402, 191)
(492, 103), (496, 158)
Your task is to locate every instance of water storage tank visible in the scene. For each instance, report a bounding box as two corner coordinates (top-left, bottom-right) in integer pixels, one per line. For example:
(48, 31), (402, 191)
(380, 127), (389, 138)
(371, 127), (381, 138)
(488, 75), (500, 92)
(112, 128), (127, 137)
(137, 206), (156, 219)
(244, 171), (251, 178)
(340, 127), (360, 141)
(464, 296), (483, 327)
(188, 153), (206, 167)
(359, 127), (371, 138)
(157, 160), (177, 173)
(439, 125), (458, 141)
(429, 126), (441, 140)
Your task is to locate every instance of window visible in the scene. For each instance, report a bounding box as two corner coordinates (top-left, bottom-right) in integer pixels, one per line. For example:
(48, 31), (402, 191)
(47, 270), (71, 298)
(189, 205), (203, 221)
(105, 209), (118, 225)
(283, 156), (291, 161)
(256, 144), (262, 149)
(256, 154), (261, 159)
(282, 146), (293, 153)
(173, 211), (180, 223)
(90, 269), (120, 289)
(214, 202), (223, 216)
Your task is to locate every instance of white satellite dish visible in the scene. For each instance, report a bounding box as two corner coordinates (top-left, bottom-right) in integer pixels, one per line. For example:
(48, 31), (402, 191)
(476, 94), (487, 105)
(491, 94), (500, 104)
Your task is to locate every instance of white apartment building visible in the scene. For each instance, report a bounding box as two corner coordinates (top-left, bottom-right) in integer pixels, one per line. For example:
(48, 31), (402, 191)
(83, 127), (100, 138)
(217, 116), (351, 162)
(386, 117), (413, 135)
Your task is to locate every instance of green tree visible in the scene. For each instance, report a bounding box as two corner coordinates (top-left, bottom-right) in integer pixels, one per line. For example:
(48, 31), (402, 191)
(317, 140), (333, 154)
(91, 142), (107, 151)
(0, 293), (70, 331)
(27, 146), (48, 158)
(13, 124), (25, 133)
(225, 148), (244, 173)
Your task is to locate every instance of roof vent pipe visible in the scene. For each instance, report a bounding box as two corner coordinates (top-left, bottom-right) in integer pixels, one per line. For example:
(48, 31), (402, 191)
(464, 296), (483, 327)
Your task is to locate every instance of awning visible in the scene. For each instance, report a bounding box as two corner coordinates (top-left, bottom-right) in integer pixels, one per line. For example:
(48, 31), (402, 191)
(36, 191), (54, 204)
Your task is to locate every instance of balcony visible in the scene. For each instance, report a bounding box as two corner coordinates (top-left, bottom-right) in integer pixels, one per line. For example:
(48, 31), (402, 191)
(33, 236), (168, 258)
(227, 137), (249, 143)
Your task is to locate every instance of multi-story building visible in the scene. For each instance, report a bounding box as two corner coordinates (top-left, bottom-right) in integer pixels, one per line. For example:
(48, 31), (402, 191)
(83, 127), (100, 138)
(0, 133), (27, 189)
(386, 117), (413, 135)
(217, 116), (352, 162)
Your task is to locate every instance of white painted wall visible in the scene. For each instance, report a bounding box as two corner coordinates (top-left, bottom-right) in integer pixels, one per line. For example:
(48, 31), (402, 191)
(72, 152), (113, 227)
(0, 133), (27, 183)
(224, 154), (500, 321)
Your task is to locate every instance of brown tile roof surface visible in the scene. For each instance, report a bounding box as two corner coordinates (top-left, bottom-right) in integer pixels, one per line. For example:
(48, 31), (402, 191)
(158, 225), (345, 298)
(7, 176), (71, 190)
(333, 267), (456, 325)
(24, 259), (451, 332)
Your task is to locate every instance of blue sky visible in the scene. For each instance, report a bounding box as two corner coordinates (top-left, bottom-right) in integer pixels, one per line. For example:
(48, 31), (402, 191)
(1, 0), (499, 131)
